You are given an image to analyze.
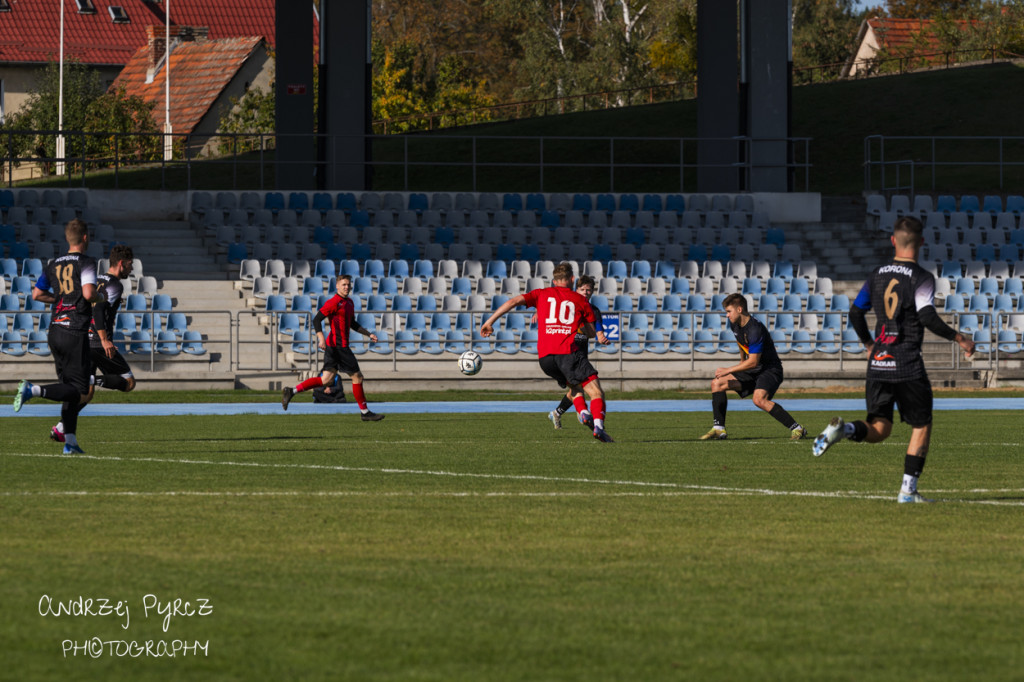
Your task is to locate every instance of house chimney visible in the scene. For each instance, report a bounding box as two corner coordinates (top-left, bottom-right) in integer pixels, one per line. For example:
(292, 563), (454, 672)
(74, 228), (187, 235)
(145, 24), (179, 83)
(178, 26), (210, 43)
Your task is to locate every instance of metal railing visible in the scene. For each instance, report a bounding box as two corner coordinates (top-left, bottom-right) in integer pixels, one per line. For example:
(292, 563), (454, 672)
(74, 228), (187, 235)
(3, 309), (1008, 374)
(2, 129), (812, 194)
(864, 134), (1024, 194)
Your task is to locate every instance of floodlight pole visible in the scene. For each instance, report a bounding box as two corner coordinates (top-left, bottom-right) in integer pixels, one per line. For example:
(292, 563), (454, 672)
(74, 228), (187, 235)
(163, 0), (172, 161)
(56, 0), (66, 176)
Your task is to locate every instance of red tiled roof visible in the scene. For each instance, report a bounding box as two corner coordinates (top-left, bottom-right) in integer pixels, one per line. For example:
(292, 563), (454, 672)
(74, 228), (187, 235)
(112, 36), (263, 135)
(0, 1), (312, 65)
(867, 18), (971, 54)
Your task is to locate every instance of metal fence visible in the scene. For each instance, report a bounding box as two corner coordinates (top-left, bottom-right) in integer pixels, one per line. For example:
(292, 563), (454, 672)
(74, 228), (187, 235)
(864, 134), (1024, 195)
(2, 129), (812, 194)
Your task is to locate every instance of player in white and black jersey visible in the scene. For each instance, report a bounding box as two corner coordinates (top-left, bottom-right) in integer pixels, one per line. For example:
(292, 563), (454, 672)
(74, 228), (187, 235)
(13, 219), (101, 454)
(812, 216), (975, 503)
(49, 245), (137, 444)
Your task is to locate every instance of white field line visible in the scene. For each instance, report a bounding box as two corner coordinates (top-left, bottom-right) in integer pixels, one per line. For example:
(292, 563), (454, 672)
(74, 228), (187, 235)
(4, 451), (1024, 504)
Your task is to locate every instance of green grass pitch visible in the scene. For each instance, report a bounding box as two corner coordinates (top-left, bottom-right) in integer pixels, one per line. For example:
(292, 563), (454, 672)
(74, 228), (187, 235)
(2, 407), (1023, 681)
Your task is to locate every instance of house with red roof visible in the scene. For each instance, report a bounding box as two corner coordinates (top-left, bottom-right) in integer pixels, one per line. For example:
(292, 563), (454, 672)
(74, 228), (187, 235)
(843, 17), (974, 77)
(0, 0), (305, 123)
(111, 25), (272, 154)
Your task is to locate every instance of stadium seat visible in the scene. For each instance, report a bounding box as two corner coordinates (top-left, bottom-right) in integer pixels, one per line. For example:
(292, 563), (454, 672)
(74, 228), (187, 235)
(668, 329), (691, 354)
(182, 330), (207, 355)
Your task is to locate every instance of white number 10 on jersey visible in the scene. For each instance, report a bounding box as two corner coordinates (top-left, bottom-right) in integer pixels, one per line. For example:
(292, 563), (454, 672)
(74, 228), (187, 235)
(545, 299), (577, 324)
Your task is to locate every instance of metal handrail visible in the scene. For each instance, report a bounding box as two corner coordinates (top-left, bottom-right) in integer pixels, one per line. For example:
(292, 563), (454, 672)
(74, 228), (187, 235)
(2, 129), (812, 194)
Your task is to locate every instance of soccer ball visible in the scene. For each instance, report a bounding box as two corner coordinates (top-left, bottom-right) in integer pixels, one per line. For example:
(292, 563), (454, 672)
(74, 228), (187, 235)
(458, 350), (483, 376)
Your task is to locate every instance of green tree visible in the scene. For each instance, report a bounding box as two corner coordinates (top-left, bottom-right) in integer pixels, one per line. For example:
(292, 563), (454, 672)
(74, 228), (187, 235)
(1, 58), (103, 164)
(791, 0), (861, 82)
(217, 85), (276, 154)
(84, 85), (161, 161)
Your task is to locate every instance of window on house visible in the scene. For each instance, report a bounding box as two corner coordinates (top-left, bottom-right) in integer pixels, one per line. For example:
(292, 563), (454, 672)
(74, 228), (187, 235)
(0, 0), (11, 13)
(75, 0), (96, 14)
(109, 6), (129, 23)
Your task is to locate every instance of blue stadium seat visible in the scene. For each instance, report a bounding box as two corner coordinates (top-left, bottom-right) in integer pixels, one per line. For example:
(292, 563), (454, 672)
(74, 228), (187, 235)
(519, 329), (538, 354)
(182, 330), (207, 356)
(664, 195), (685, 215)
(669, 329), (691, 353)
(288, 192), (309, 212)
(27, 330), (50, 356)
(791, 329), (814, 353)
(642, 194), (663, 214)
(312, 192), (334, 215)
(771, 329), (790, 354)
(718, 329), (739, 353)
(525, 193), (546, 215)
(1, 330), (26, 356)
(936, 195), (957, 215)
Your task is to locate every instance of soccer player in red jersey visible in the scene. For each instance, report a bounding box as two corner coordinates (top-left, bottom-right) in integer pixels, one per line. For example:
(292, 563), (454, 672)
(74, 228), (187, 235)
(481, 263), (613, 442)
(281, 275), (383, 420)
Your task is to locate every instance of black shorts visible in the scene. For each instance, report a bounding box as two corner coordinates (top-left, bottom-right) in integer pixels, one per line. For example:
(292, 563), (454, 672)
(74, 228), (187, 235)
(90, 345), (133, 378)
(48, 326), (92, 395)
(322, 345), (361, 375)
(539, 351), (598, 390)
(865, 376), (933, 427)
(731, 366), (783, 400)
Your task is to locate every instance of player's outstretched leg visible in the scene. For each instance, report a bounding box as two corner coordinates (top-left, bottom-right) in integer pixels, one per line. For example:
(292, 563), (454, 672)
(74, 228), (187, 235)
(13, 380), (33, 413)
(812, 416), (845, 457)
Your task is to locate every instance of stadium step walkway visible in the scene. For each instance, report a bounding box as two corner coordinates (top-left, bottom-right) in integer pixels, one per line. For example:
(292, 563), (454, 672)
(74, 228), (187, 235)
(111, 219), (226, 281)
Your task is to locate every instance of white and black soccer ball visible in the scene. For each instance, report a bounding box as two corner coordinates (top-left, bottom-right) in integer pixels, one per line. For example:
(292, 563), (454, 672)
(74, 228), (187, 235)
(458, 350), (483, 376)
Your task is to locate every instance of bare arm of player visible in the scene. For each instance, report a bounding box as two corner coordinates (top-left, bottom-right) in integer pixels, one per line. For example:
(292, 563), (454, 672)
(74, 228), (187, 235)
(83, 283), (100, 304)
(481, 295), (526, 337)
(352, 322), (378, 344)
(714, 351), (760, 378)
(955, 331), (976, 358)
(32, 287), (56, 305)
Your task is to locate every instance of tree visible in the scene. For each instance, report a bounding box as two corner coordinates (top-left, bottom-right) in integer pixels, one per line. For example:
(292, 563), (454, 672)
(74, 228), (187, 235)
(217, 85), (276, 154)
(0, 58), (160, 171)
(885, 0), (975, 18)
(791, 0), (861, 81)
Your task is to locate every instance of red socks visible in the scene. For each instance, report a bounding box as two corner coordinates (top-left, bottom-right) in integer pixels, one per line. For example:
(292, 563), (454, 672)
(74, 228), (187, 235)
(590, 398), (605, 421)
(351, 383), (368, 410)
(573, 395), (588, 414)
(295, 376), (323, 393)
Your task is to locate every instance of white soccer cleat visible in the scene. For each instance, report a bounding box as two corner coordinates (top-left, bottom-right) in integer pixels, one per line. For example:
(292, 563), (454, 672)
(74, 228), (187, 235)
(812, 416), (845, 457)
(897, 491), (934, 504)
(548, 410), (562, 429)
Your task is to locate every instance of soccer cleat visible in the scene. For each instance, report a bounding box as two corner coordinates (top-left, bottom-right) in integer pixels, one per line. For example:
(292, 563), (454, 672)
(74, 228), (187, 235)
(812, 416), (845, 457)
(700, 427), (727, 441)
(578, 410), (594, 430)
(281, 386), (294, 411)
(898, 491), (934, 504)
(790, 426), (808, 441)
(50, 425), (66, 443)
(548, 410), (562, 429)
(62, 444), (85, 455)
(13, 379), (33, 413)
(361, 411), (384, 422)
(593, 427), (614, 443)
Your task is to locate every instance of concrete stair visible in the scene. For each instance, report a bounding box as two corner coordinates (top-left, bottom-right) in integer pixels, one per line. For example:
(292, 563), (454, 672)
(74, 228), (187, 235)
(110, 220), (226, 281)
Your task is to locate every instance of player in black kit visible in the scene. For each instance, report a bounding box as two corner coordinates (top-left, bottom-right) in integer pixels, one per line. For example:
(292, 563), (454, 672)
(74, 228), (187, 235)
(700, 292), (806, 441)
(49, 245), (137, 444)
(13, 219), (101, 454)
(812, 216), (975, 503)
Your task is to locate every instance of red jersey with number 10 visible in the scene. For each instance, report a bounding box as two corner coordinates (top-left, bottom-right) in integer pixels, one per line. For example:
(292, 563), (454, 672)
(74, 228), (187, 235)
(318, 294), (355, 348)
(522, 286), (595, 358)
